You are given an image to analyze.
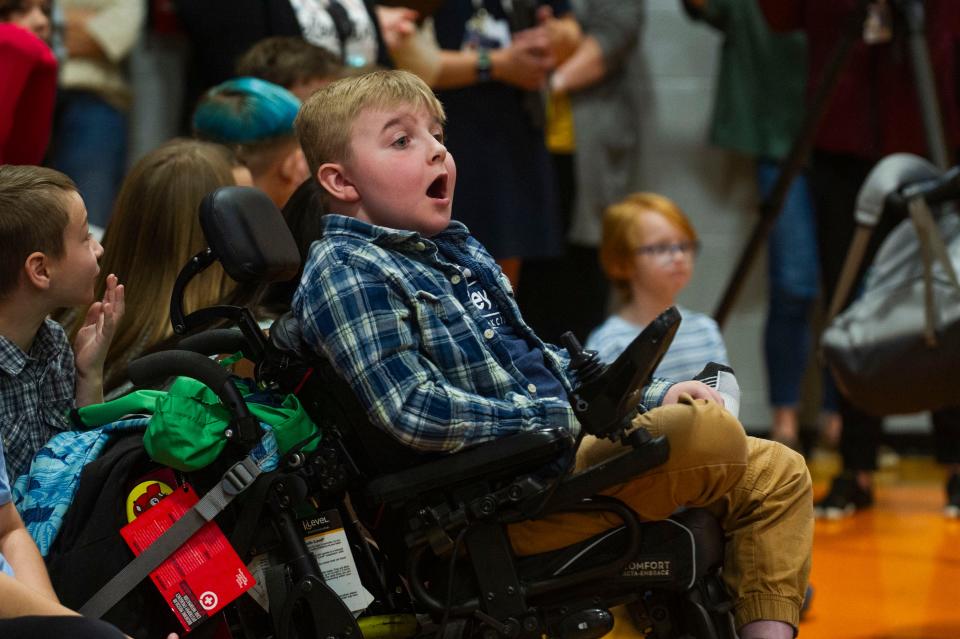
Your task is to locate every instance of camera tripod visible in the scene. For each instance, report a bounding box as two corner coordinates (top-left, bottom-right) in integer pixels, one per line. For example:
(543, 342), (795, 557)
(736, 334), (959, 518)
(712, 0), (952, 327)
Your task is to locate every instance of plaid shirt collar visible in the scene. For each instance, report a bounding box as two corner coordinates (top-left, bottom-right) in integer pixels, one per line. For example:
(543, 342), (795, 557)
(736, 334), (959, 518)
(0, 319), (66, 377)
(321, 213), (471, 252)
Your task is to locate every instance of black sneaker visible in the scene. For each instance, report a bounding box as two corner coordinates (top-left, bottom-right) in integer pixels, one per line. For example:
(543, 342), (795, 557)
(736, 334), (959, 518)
(946, 473), (960, 519)
(814, 473), (873, 520)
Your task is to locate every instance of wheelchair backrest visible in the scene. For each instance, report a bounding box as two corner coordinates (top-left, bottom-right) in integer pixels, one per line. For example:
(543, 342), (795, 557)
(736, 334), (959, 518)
(199, 185), (301, 283)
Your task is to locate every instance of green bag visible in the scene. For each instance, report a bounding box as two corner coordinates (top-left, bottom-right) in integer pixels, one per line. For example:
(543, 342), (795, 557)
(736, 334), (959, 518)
(143, 376), (319, 471)
(75, 373), (319, 472)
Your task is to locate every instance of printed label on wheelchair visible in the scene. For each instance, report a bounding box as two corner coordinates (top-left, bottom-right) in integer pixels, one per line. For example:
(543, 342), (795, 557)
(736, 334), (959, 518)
(245, 507), (374, 613)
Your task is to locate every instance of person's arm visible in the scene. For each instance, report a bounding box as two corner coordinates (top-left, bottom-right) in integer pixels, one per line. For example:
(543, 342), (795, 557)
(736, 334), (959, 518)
(65, 0), (144, 62)
(0, 501), (59, 606)
(549, 0), (641, 95)
(536, 6), (581, 65)
(431, 27), (554, 91)
(74, 275), (124, 407)
(295, 260), (581, 453)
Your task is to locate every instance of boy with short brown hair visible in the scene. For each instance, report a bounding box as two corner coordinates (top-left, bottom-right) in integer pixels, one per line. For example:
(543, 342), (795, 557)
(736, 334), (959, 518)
(236, 35), (342, 100)
(0, 164), (123, 478)
(0, 164), (144, 638)
(293, 70), (811, 638)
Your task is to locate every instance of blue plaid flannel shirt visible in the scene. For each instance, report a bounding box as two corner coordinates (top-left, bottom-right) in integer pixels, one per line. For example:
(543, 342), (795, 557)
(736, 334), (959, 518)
(0, 319), (75, 479)
(293, 215), (672, 453)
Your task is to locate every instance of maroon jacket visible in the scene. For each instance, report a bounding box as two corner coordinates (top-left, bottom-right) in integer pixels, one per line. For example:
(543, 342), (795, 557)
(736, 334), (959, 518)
(758, 0), (960, 161)
(0, 23), (57, 165)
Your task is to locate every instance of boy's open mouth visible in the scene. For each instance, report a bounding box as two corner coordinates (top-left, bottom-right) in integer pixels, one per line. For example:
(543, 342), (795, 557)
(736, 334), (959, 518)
(427, 174), (448, 199)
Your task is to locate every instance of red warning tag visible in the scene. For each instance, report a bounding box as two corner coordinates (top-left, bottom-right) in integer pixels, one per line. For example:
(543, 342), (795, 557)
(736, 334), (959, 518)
(120, 483), (255, 632)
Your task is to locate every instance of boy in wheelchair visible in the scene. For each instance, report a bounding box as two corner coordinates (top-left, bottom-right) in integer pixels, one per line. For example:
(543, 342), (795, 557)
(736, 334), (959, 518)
(291, 70), (812, 639)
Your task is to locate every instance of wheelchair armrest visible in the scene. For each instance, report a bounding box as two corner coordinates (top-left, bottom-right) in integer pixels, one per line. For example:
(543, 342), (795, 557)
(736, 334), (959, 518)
(542, 434), (670, 512)
(365, 429), (574, 505)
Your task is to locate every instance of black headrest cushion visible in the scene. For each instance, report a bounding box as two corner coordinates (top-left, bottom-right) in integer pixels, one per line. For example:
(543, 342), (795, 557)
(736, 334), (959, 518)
(199, 186), (301, 283)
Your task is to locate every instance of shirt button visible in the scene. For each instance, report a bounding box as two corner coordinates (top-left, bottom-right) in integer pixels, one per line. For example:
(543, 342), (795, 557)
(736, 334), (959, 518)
(483, 328), (495, 339)
(527, 383), (537, 394)
(415, 241), (426, 251)
(450, 274), (462, 285)
(463, 268), (472, 277)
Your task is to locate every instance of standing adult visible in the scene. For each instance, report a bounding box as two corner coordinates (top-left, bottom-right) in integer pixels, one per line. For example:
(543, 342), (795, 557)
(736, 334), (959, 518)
(174, 1), (412, 119)
(48, 0), (145, 231)
(759, 0), (960, 517)
(682, 0), (840, 451)
(430, 0), (581, 286)
(518, 0), (644, 343)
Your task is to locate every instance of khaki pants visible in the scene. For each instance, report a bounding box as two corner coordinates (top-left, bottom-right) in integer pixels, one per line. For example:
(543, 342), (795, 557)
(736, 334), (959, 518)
(507, 395), (813, 631)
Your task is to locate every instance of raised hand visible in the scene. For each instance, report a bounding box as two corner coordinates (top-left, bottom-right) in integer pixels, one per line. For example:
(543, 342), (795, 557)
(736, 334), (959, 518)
(73, 274), (125, 405)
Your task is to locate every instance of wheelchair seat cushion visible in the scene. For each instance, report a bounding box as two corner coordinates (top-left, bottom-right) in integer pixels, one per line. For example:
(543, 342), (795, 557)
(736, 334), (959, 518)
(517, 509), (723, 593)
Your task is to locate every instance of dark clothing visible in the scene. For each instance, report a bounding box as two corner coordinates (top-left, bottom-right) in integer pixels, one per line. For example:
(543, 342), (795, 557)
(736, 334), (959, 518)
(759, 0), (960, 471)
(518, 153), (607, 345)
(758, 0), (960, 161)
(432, 0), (568, 260)
(0, 616), (126, 639)
(174, 0), (391, 130)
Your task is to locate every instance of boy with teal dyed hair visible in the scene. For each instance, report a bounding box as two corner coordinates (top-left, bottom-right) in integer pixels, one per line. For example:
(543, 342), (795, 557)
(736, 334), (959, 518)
(192, 76), (309, 209)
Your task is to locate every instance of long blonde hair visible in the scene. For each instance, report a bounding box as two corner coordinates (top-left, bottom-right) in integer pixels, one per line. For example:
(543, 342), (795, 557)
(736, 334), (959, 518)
(72, 138), (238, 391)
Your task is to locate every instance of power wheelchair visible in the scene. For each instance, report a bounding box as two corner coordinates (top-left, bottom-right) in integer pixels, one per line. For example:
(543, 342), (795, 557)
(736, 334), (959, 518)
(55, 187), (737, 639)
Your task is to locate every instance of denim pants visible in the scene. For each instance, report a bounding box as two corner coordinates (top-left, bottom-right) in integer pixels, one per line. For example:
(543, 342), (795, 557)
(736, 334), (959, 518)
(508, 397), (813, 630)
(50, 90), (128, 229)
(758, 160), (838, 411)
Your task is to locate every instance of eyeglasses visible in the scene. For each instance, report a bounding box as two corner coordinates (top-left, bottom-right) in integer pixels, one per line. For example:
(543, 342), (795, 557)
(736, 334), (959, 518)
(635, 241), (700, 264)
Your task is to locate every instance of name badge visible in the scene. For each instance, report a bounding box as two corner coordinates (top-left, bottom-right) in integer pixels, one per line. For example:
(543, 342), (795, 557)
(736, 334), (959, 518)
(463, 7), (511, 50)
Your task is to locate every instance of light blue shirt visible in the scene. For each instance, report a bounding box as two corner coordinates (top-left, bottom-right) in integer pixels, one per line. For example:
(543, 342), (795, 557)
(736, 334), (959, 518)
(586, 306), (729, 382)
(0, 438), (15, 577)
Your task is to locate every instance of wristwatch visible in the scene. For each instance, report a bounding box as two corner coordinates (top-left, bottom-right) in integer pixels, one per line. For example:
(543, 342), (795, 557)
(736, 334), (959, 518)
(476, 47), (493, 83)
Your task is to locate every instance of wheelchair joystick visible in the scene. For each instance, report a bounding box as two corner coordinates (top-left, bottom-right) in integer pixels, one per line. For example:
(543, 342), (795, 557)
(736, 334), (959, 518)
(561, 307), (682, 447)
(560, 333), (605, 386)
(561, 332), (639, 444)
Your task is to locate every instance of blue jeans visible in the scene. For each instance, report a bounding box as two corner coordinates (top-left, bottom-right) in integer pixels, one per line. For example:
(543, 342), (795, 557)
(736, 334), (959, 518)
(50, 90), (128, 229)
(759, 160), (837, 411)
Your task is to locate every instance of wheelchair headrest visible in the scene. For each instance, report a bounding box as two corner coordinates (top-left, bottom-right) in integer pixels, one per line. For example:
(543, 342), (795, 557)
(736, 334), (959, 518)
(199, 186), (301, 283)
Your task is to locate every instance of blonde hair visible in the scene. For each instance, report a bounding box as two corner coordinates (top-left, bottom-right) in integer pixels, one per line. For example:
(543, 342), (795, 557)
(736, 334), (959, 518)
(295, 69), (446, 176)
(599, 192), (699, 301)
(67, 138), (237, 391)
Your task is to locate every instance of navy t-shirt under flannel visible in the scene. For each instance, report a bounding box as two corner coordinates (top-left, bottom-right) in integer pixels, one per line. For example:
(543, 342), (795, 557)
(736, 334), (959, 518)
(452, 263), (567, 400)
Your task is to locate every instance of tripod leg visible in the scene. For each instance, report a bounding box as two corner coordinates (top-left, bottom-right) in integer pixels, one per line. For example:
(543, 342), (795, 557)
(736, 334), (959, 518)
(895, 0), (952, 170)
(712, 0), (873, 327)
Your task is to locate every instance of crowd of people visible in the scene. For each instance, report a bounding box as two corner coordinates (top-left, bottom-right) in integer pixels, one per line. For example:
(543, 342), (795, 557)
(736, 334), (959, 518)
(0, 0), (958, 637)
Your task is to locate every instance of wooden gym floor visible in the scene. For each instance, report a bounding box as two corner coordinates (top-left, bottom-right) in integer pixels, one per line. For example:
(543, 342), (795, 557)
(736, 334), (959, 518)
(799, 451), (960, 638)
(602, 449), (960, 638)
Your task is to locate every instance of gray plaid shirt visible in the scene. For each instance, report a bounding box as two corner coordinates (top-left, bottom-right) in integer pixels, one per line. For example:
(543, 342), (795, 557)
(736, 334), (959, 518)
(0, 319), (74, 479)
